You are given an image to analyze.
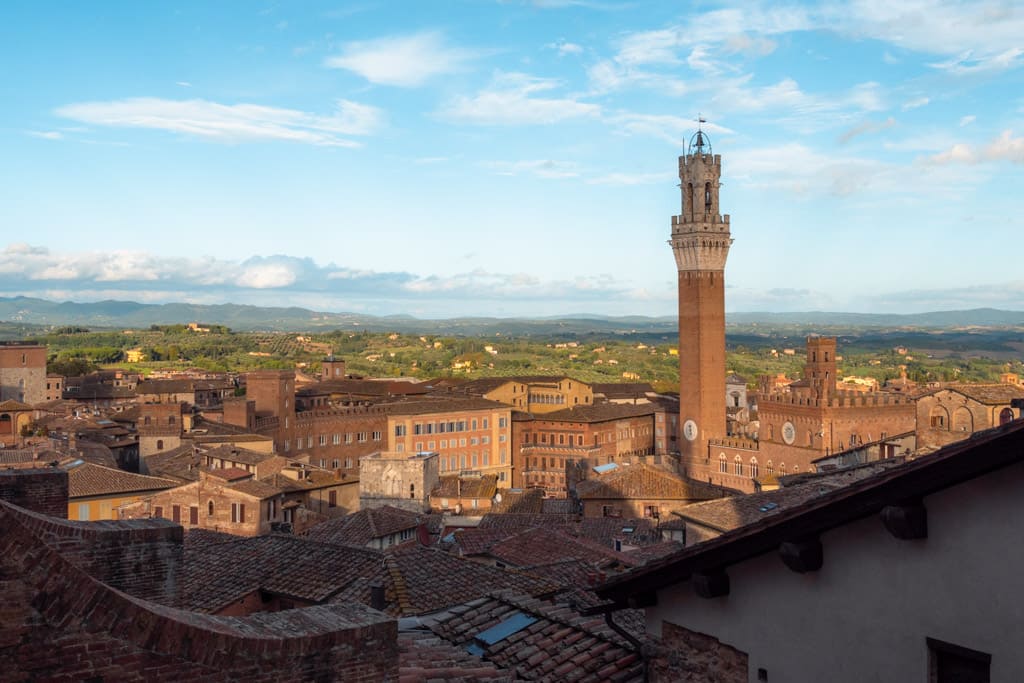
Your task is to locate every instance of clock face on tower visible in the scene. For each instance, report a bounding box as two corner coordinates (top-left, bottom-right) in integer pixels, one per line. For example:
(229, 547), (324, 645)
(782, 421), (796, 445)
(683, 419), (698, 441)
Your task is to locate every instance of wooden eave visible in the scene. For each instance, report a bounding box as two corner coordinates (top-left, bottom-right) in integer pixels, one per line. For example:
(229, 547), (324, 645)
(596, 419), (1024, 605)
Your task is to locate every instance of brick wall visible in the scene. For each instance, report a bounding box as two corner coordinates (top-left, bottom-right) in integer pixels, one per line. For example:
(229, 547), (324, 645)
(0, 467), (68, 518)
(0, 499), (399, 682)
(647, 620), (747, 682)
(9, 501), (183, 605)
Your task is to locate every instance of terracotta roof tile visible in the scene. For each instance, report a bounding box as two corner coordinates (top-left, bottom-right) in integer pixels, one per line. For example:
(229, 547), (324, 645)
(433, 474), (498, 500)
(427, 591), (643, 683)
(66, 462), (178, 498)
(303, 505), (436, 547)
(576, 462), (722, 502)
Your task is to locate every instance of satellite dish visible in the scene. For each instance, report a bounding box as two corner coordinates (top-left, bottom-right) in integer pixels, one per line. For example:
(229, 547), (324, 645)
(494, 493), (502, 503)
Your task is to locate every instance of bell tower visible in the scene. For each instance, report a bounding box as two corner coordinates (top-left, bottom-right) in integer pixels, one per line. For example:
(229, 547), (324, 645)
(670, 125), (733, 473)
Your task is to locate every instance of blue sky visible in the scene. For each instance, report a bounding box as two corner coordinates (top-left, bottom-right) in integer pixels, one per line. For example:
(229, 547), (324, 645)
(2, 1), (1023, 318)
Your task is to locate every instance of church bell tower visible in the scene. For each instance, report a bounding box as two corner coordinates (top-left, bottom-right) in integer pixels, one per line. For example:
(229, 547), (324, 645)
(670, 125), (732, 472)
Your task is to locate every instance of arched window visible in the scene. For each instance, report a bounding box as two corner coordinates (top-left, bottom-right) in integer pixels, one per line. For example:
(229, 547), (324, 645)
(930, 406), (949, 430)
(779, 462), (786, 475)
(704, 182), (712, 211)
(208, 501), (214, 516)
(156, 439), (164, 450)
(766, 460), (774, 475)
(749, 457), (759, 478)
(952, 407), (973, 433)
(687, 183), (695, 219)
(1000, 407), (1015, 426)
(734, 454), (743, 476)
(719, 453), (727, 473)
(409, 483), (416, 499)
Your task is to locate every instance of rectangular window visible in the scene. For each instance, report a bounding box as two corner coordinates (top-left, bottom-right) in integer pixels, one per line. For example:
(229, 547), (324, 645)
(928, 637), (991, 683)
(471, 437), (479, 446)
(440, 439), (448, 449)
(319, 434), (327, 446)
(172, 505), (181, 523)
(500, 448), (507, 464)
(332, 459), (340, 469)
(333, 433), (341, 445)
(459, 438), (467, 447)
(345, 433), (353, 444)
(345, 457), (353, 469)
(395, 425), (406, 437)
(77, 503), (90, 521)
(428, 441), (435, 450)
(372, 431), (382, 441)
(358, 432), (367, 442)
(499, 434), (507, 443)
(499, 417), (507, 428)
(189, 506), (199, 525)
(231, 502), (245, 523)
(483, 418), (489, 429)
(414, 424), (422, 435)
(482, 436), (490, 444)
(471, 419), (478, 430)
(154, 506), (163, 519)
(328, 490), (337, 508)
(415, 442), (423, 452)
(284, 440), (290, 452)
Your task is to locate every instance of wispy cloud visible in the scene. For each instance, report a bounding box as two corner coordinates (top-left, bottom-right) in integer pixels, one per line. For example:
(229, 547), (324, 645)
(440, 72), (601, 125)
(27, 130), (63, 140)
(959, 115), (976, 127)
(55, 97), (383, 146)
(606, 112), (735, 144)
(548, 39), (584, 56)
(901, 96), (929, 111)
(838, 116), (895, 144)
(480, 159), (580, 179)
(0, 244), (651, 314)
(325, 31), (481, 87)
(928, 130), (1024, 164)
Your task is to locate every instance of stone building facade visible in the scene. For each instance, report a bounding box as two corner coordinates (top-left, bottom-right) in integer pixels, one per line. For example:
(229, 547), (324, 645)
(0, 341), (46, 404)
(359, 450), (439, 513)
(915, 383), (1024, 449)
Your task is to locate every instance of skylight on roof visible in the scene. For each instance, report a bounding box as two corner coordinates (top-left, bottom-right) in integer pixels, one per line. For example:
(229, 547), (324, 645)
(759, 502), (779, 512)
(621, 526), (635, 533)
(465, 611), (537, 657)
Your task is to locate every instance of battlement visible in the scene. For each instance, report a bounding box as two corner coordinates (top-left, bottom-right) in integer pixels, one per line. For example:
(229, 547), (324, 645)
(760, 391), (912, 409)
(679, 153), (722, 168)
(295, 405), (387, 424)
(672, 213), (731, 229)
(708, 437), (760, 451)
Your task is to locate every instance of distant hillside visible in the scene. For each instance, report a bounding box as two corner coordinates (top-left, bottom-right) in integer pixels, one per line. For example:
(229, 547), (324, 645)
(0, 296), (1021, 335)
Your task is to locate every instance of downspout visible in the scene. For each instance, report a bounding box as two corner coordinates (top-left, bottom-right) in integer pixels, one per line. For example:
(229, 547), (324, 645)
(604, 610), (648, 682)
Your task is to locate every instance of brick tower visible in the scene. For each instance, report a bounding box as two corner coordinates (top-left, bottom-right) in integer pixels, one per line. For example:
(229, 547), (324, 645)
(670, 126), (732, 474)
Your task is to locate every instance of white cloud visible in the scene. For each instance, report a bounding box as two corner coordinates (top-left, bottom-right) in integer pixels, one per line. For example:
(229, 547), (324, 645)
(481, 159), (580, 179)
(586, 172), (672, 185)
(928, 130), (1024, 164)
(548, 39), (584, 56)
(606, 112), (735, 144)
(55, 97), (382, 146)
(27, 131), (63, 140)
(325, 31), (480, 87)
(901, 96), (930, 111)
(175, 81), (192, 87)
(440, 72), (601, 125)
(237, 263), (298, 289)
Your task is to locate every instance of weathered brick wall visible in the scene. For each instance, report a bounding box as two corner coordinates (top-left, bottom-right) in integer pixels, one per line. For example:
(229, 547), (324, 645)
(647, 620), (748, 683)
(0, 499), (399, 683)
(10, 502), (184, 606)
(0, 467), (68, 518)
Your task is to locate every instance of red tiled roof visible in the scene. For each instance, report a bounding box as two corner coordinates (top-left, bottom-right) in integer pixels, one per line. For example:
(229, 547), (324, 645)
(303, 505), (432, 546)
(384, 544), (560, 617)
(486, 527), (638, 569)
(66, 462), (178, 498)
(427, 591), (643, 683)
(575, 462), (723, 502)
(182, 534), (384, 613)
(398, 629), (513, 682)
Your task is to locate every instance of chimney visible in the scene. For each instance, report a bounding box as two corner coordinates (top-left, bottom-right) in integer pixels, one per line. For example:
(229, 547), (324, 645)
(370, 581), (386, 611)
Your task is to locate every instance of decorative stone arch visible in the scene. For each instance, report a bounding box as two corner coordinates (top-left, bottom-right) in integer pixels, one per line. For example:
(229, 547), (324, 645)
(952, 407), (973, 433)
(749, 456), (759, 478)
(718, 452), (727, 473)
(999, 407), (1015, 426)
(929, 405), (950, 430)
(766, 460), (774, 475)
(733, 454), (743, 476)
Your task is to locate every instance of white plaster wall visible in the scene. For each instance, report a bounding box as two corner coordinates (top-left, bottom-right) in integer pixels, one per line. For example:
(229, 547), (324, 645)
(647, 461), (1024, 682)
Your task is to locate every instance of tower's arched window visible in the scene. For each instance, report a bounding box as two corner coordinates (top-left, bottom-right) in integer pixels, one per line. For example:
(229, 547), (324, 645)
(208, 501), (214, 516)
(734, 454), (743, 475)
(719, 453), (727, 473)
(705, 182), (712, 211)
(1000, 407), (1014, 425)
(687, 183), (695, 219)
(749, 457), (759, 478)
